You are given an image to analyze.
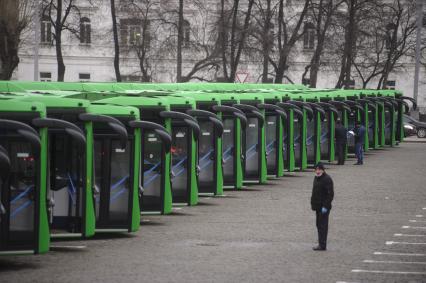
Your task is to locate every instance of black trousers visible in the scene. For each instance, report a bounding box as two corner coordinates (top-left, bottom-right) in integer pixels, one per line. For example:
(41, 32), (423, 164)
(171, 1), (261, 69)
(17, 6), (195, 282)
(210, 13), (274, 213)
(336, 142), (345, 165)
(316, 210), (330, 249)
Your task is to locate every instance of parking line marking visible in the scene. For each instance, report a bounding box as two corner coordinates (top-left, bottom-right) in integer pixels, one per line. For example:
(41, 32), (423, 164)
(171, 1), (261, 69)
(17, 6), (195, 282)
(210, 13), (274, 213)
(386, 241), (426, 245)
(402, 225), (426, 229)
(351, 269), (426, 275)
(374, 251), (426, 256)
(415, 215), (423, 217)
(394, 233), (426, 237)
(363, 259), (426, 265)
(50, 245), (87, 250)
(409, 219), (426, 223)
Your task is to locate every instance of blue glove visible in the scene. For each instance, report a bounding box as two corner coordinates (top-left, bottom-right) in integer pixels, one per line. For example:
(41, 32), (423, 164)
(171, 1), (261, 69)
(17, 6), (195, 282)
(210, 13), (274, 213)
(321, 207), (328, 214)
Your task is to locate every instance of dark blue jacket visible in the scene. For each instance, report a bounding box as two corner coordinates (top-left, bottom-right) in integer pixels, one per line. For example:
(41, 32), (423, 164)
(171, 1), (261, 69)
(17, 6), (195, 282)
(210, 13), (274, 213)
(354, 125), (366, 144)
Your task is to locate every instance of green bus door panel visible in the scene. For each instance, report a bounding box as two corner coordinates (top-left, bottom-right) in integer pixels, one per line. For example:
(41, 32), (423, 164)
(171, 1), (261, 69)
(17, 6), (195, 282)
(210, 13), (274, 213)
(186, 109), (224, 196)
(257, 104), (286, 178)
(212, 105), (246, 189)
(159, 110), (199, 206)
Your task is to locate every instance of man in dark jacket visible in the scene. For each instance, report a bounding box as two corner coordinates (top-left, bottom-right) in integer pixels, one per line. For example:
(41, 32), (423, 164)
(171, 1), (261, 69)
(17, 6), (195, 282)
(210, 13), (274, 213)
(335, 120), (348, 165)
(354, 122), (366, 165)
(311, 162), (334, 251)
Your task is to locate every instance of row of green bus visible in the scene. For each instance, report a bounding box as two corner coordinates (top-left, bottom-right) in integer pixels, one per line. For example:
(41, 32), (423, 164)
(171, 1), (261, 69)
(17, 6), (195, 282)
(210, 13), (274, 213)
(0, 81), (416, 255)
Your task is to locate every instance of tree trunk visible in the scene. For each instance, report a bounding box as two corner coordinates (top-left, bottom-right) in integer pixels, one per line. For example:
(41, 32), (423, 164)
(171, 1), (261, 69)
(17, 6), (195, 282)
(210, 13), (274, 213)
(0, 28), (20, 80)
(220, 0), (254, 82)
(274, 58), (287, 83)
(309, 60), (319, 87)
(176, 0), (184, 82)
(309, 42), (324, 88)
(336, 0), (356, 89)
(261, 0), (272, 83)
(55, 0), (65, 81)
(0, 0), (20, 80)
(219, 0), (228, 80)
(273, 0), (309, 83)
(0, 52), (19, 80)
(309, 0), (334, 88)
(110, 0), (121, 82)
(228, 0), (240, 82)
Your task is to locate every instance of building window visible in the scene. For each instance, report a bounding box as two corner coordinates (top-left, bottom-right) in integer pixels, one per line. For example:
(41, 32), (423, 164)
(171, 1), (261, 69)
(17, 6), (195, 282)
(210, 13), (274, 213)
(386, 80), (396, 90)
(40, 15), (52, 44)
(40, 72), (52, 82)
(120, 18), (149, 46)
(79, 73), (91, 82)
(183, 19), (190, 47)
(303, 22), (315, 50)
(80, 17), (91, 44)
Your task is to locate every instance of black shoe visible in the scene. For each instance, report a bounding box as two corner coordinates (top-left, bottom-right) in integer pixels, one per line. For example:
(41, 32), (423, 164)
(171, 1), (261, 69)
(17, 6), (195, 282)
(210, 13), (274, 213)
(312, 246), (326, 251)
(354, 162), (361, 165)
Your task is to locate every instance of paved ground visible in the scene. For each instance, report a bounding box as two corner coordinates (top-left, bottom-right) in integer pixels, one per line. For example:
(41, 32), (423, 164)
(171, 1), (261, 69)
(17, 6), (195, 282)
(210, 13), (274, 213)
(1, 142), (426, 283)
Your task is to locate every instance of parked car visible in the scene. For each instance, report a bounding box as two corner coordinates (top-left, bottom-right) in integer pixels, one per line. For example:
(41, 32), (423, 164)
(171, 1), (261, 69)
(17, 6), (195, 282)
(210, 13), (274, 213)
(403, 114), (426, 138)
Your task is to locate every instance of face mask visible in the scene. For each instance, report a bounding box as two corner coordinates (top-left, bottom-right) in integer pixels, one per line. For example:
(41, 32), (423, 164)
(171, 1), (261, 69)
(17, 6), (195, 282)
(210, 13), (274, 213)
(315, 171), (323, 177)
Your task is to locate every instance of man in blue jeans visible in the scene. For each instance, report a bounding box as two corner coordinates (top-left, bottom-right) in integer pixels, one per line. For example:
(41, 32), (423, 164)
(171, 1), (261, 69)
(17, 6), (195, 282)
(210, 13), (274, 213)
(354, 122), (366, 165)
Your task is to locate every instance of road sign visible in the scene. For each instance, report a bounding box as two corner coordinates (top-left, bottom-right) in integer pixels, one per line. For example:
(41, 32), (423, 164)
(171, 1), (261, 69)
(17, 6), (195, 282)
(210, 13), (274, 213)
(235, 72), (249, 83)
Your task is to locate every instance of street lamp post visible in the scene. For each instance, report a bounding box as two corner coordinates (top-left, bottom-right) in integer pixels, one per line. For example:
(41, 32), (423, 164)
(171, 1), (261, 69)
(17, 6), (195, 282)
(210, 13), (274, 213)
(33, 1), (40, 81)
(413, 0), (424, 118)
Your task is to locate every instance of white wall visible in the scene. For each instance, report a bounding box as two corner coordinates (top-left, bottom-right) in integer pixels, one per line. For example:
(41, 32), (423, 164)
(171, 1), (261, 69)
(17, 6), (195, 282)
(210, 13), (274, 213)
(12, 0), (426, 113)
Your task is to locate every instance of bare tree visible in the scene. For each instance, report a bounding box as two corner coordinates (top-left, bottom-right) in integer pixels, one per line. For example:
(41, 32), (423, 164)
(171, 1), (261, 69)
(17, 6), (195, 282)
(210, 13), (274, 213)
(176, 0), (184, 82)
(119, 0), (158, 82)
(352, 20), (387, 88)
(0, 0), (32, 80)
(111, 0), (121, 81)
(217, 0), (255, 82)
(179, 1), (222, 82)
(42, 0), (89, 81)
(250, 0), (277, 83)
(158, 0), (221, 82)
(349, 0), (417, 89)
(376, 0), (417, 89)
(272, 0), (310, 83)
(333, 0), (378, 88)
(302, 0), (344, 87)
(350, 2), (393, 88)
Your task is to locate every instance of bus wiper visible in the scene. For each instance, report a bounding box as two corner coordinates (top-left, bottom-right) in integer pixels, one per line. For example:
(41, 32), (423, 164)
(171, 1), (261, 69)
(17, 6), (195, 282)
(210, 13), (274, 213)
(186, 109), (224, 137)
(211, 105), (247, 129)
(159, 111), (200, 140)
(79, 113), (128, 149)
(0, 119), (41, 151)
(233, 104), (265, 127)
(32, 117), (86, 148)
(129, 120), (172, 153)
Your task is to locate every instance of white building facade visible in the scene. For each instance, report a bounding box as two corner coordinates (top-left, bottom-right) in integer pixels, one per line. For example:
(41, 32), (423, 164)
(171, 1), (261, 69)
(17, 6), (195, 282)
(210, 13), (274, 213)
(12, 0), (426, 113)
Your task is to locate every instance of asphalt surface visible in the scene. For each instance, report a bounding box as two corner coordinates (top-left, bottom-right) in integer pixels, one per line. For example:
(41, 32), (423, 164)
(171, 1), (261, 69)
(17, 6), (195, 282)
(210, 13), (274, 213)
(1, 142), (426, 283)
